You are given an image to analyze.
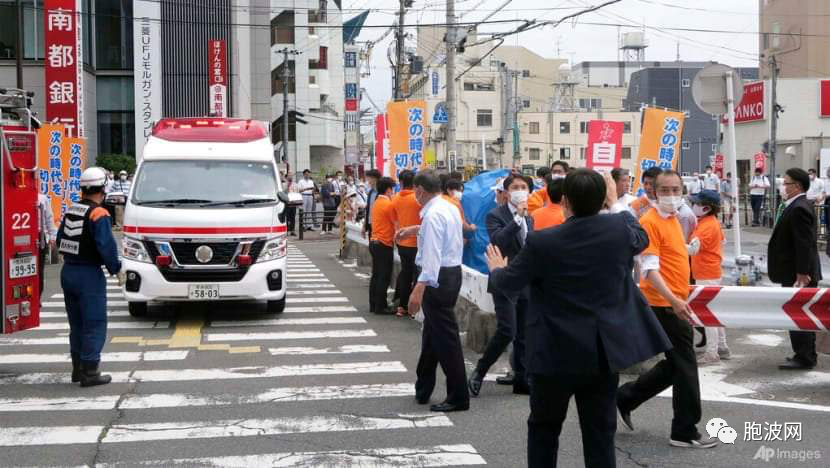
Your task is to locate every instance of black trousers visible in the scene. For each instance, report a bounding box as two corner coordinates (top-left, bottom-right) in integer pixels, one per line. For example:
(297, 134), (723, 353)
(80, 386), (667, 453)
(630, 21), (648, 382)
(286, 206), (296, 233)
(369, 242), (394, 313)
(415, 266), (469, 405)
(528, 369), (619, 468)
(750, 195), (764, 225)
(617, 306), (702, 440)
(322, 204), (336, 231)
(38, 246), (48, 300)
(395, 245), (418, 311)
(476, 289), (527, 380)
(784, 281), (819, 366)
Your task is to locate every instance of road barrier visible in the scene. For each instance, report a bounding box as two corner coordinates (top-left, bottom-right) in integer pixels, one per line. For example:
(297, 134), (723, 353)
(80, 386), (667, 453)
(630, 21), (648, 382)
(689, 285), (830, 331)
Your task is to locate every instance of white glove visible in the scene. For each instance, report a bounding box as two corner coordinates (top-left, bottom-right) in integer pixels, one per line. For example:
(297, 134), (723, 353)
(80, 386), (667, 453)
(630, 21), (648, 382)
(686, 238), (701, 256)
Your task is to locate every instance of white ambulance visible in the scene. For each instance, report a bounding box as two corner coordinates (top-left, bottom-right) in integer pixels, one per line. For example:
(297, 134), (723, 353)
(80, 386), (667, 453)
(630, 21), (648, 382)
(121, 118), (289, 317)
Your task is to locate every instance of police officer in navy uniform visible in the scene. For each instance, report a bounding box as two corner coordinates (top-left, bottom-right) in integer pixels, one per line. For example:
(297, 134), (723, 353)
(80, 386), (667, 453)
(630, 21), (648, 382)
(56, 167), (122, 387)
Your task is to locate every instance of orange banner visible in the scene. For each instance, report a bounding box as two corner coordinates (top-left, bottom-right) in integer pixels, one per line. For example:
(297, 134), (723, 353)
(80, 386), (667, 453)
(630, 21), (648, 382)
(632, 108), (686, 197)
(37, 124), (87, 223)
(386, 100), (427, 180)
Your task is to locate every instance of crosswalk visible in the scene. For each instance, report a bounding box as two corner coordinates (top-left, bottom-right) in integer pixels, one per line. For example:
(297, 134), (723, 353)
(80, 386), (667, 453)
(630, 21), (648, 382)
(0, 244), (487, 467)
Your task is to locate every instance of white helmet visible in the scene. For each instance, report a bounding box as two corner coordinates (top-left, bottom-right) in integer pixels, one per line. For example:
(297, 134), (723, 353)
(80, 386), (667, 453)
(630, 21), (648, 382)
(80, 167), (108, 188)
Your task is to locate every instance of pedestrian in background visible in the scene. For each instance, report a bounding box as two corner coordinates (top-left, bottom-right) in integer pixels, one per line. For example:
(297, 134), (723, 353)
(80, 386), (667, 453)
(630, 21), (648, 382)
(807, 168), (825, 205)
(610, 167), (636, 215)
(362, 169), (381, 239)
(688, 190), (730, 365)
(285, 174), (298, 236)
(399, 170), (469, 412)
(531, 176), (565, 230)
(528, 166), (551, 213)
(368, 177), (396, 315)
(720, 172), (733, 229)
(444, 180), (476, 234)
(37, 191), (57, 302)
(749, 168), (770, 227)
(486, 168), (671, 468)
(112, 170), (131, 229)
(702, 165), (720, 191)
(617, 170), (716, 449)
(391, 170), (421, 318)
(320, 174), (336, 234)
(769, 168), (821, 370)
(630, 166), (662, 218)
(298, 169), (316, 232)
(56, 167), (122, 387)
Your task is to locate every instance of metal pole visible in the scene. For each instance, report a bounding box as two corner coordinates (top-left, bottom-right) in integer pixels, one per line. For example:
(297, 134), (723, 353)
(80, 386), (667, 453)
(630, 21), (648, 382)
(698, 137), (702, 173)
(481, 134), (486, 170)
(282, 48), (291, 169)
(15, 0), (24, 89)
(446, 0), (457, 166)
(769, 55), (778, 226)
(394, 0), (405, 100)
(726, 71), (742, 257)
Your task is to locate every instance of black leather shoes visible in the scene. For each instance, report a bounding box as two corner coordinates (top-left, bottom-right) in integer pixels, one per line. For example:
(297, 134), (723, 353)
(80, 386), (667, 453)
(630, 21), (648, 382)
(495, 373), (514, 386)
(778, 359), (815, 370)
(79, 361), (112, 387)
(468, 370), (483, 397)
(430, 401), (469, 412)
(70, 353), (81, 383)
(618, 404), (634, 431)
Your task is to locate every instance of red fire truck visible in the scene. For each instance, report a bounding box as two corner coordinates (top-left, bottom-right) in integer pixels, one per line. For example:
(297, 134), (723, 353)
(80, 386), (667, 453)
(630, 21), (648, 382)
(1, 88), (41, 334)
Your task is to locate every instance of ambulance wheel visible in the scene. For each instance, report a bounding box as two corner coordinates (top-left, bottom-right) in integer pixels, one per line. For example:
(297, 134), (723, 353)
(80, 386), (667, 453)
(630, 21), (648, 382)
(266, 298), (286, 314)
(128, 302), (148, 318)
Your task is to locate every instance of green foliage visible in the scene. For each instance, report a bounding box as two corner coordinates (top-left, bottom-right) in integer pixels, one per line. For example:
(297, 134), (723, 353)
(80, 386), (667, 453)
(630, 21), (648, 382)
(95, 154), (137, 175)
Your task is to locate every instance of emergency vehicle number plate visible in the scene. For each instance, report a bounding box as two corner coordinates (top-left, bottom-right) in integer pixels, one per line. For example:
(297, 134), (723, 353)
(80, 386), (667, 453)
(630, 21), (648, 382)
(188, 284), (220, 300)
(9, 256), (37, 279)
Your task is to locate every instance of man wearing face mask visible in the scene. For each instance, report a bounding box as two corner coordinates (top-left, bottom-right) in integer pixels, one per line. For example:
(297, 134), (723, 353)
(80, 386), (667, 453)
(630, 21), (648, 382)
(769, 168), (822, 370)
(702, 165), (720, 191)
(630, 167), (663, 218)
(806, 168), (825, 205)
(469, 174), (535, 396)
(617, 170), (716, 449)
(444, 180), (476, 233)
(528, 167), (552, 213)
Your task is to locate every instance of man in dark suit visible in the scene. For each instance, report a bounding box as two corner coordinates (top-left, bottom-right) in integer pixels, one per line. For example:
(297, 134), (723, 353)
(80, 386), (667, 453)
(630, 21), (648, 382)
(469, 173), (534, 396)
(769, 168), (822, 370)
(486, 169), (671, 468)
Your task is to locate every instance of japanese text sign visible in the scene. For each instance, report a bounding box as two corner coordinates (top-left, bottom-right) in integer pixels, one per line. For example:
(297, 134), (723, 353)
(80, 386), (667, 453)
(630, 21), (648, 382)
(36, 124), (86, 223)
(585, 120), (623, 172)
(387, 100), (427, 180)
(723, 81), (765, 124)
(133, 0), (162, 160)
(44, 0), (84, 137)
(209, 39), (227, 117)
(633, 108), (686, 196)
(820, 80), (830, 118)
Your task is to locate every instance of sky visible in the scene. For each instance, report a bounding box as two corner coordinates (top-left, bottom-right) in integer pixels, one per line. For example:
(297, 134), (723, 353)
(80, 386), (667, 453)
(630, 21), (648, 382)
(342, 0), (760, 108)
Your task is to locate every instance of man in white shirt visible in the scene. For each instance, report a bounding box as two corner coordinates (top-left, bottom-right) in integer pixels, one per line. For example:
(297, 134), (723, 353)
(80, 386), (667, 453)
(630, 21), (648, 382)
(749, 168), (770, 226)
(702, 166), (720, 191)
(720, 173), (734, 229)
(806, 168), (825, 205)
(297, 169), (317, 232)
(397, 170), (469, 413)
(611, 167), (636, 214)
(37, 192), (58, 301)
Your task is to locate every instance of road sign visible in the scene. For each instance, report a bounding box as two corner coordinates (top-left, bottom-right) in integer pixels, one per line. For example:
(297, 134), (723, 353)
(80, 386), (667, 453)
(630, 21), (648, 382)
(433, 103), (448, 124)
(691, 64), (744, 116)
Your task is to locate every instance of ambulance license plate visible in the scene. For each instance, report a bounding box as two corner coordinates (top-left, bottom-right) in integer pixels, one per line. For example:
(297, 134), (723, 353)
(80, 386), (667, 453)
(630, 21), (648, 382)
(188, 284), (220, 300)
(9, 256), (37, 279)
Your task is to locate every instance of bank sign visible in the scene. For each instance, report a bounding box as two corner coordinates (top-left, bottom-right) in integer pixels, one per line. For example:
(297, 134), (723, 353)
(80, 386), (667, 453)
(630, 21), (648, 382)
(724, 81), (765, 124)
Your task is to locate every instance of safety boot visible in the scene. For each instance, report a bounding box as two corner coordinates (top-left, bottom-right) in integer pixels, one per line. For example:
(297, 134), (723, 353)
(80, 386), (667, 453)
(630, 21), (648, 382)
(71, 353), (81, 383)
(79, 361), (112, 387)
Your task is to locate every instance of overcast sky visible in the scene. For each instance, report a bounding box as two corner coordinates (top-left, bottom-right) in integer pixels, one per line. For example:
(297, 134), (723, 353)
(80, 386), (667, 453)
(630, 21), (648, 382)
(343, 0), (759, 108)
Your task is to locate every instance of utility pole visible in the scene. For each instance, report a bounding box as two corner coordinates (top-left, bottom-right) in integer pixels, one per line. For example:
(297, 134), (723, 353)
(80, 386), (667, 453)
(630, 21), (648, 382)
(394, 1), (406, 100)
(513, 71), (520, 163)
(769, 54), (779, 225)
(15, 0), (23, 88)
(446, 0), (457, 169)
(278, 47), (301, 172)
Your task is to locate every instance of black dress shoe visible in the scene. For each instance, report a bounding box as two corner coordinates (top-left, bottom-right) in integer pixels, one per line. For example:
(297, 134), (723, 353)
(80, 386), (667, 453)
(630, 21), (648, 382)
(415, 395), (430, 405)
(495, 373), (514, 386)
(618, 404), (634, 431)
(468, 370), (483, 397)
(430, 401), (469, 412)
(778, 360), (815, 370)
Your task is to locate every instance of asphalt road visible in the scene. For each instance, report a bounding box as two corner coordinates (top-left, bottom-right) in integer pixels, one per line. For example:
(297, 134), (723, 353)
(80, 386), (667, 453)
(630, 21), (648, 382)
(0, 239), (828, 467)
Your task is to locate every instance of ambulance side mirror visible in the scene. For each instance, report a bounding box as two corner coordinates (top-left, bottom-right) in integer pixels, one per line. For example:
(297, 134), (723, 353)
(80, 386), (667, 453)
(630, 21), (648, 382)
(277, 191), (290, 205)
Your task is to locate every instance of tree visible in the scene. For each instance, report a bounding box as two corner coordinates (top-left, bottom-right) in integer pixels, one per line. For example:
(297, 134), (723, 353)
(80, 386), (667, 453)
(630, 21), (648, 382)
(96, 154), (136, 175)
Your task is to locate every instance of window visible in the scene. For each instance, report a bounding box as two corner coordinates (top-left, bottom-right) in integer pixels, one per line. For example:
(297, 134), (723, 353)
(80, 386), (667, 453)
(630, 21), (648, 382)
(580, 122), (588, 133)
(682, 78), (691, 88)
(308, 0), (327, 23)
(477, 109), (493, 127)
(463, 81), (495, 91)
(580, 147), (586, 160)
(559, 122), (570, 134)
(578, 98), (602, 110)
(97, 76), (135, 156)
(0, 0), (44, 60)
(271, 60), (296, 94)
(623, 122), (632, 133)
(309, 46), (328, 69)
(309, 75), (317, 85)
(529, 122), (540, 134)
(560, 147), (571, 160)
(621, 147), (632, 160)
(522, 69), (530, 77)
(344, 51), (357, 68)
(271, 11), (295, 45)
(529, 148), (541, 160)
(308, 26), (317, 37)
(682, 141), (691, 150)
(522, 99), (531, 109)
(95, 0), (133, 69)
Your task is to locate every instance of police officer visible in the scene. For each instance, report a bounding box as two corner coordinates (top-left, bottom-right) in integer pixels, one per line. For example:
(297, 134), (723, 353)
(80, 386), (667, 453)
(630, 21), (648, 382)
(56, 167), (122, 387)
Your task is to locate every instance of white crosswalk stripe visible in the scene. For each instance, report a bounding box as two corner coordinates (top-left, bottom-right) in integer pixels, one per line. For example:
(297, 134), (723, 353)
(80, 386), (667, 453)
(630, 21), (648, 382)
(0, 246), (487, 466)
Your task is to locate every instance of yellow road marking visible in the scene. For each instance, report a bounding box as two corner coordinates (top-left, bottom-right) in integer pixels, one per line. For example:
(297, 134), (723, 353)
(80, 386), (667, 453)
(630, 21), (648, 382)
(111, 318), (260, 354)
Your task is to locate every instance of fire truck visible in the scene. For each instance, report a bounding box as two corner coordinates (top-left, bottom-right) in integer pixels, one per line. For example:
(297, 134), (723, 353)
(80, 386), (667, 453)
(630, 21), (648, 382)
(1, 88), (41, 334)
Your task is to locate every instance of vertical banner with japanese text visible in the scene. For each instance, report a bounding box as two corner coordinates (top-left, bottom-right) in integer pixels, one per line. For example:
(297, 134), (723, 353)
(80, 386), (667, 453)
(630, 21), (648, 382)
(36, 124), (85, 223)
(44, 0), (84, 137)
(64, 137), (86, 207)
(585, 120), (623, 172)
(374, 114), (387, 175)
(209, 39), (228, 117)
(632, 108), (686, 196)
(387, 100), (427, 180)
(134, 0), (162, 161)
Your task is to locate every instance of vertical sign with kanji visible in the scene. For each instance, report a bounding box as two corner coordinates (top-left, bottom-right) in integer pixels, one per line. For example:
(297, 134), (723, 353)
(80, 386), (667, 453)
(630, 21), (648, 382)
(44, 0), (84, 137)
(387, 100), (427, 180)
(632, 108), (686, 196)
(36, 124), (84, 223)
(209, 39), (228, 117)
(133, 0), (162, 161)
(585, 120), (623, 172)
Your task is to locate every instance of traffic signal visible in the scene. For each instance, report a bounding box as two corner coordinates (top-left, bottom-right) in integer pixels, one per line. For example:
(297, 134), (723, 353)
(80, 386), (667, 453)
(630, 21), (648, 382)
(289, 110), (307, 125)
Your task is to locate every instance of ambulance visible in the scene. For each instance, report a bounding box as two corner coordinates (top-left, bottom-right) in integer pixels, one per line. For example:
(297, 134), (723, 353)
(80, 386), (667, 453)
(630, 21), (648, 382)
(121, 118), (289, 317)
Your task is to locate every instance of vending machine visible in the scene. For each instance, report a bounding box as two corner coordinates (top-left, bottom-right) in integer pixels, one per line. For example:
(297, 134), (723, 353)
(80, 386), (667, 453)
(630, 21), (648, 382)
(1, 88), (40, 333)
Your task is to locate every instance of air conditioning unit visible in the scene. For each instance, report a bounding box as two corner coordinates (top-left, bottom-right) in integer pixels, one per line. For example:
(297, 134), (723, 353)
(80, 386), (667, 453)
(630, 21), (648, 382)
(437, 160), (446, 168)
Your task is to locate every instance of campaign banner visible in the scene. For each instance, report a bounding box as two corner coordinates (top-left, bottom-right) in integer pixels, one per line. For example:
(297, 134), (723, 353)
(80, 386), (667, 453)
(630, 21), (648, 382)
(632, 108), (686, 196)
(374, 114), (387, 175)
(44, 0), (84, 137)
(209, 39), (227, 117)
(585, 120), (623, 172)
(754, 151), (766, 172)
(64, 137), (86, 206)
(714, 153), (724, 179)
(37, 124), (85, 222)
(820, 80), (830, 118)
(723, 81), (764, 124)
(134, 0), (163, 160)
(387, 100), (427, 180)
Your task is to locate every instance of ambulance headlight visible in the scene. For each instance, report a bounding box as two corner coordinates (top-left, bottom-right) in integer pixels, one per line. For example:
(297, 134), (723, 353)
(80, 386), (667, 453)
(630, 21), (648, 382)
(122, 237), (151, 263)
(256, 235), (287, 262)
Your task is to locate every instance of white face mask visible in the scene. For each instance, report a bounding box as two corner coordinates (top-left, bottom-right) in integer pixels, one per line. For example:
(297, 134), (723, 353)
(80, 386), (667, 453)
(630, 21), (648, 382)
(551, 174), (565, 180)
(120, 176), (126, 181)
(658, 195), (683, 214)
(779, 184), (789, 200)
(452, 190), (463, 201)
(692, 204), (709, 218)
(510, 189), (529, 206)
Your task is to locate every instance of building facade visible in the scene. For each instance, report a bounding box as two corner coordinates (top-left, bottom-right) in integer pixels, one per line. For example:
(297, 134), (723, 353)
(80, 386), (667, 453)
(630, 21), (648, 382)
(759, 0), (830, 79)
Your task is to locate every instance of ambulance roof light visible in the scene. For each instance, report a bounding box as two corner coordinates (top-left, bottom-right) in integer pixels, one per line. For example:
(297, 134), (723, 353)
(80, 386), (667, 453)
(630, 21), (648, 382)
(151, 118), (268, 143)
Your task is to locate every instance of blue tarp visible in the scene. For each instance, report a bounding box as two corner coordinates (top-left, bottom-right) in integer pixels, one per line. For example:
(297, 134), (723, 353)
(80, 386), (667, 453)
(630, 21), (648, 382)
(461, 169), (511, 274)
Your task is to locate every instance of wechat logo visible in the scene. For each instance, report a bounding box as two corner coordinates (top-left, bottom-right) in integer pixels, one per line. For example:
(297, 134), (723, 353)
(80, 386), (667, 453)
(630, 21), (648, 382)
(706, 418), (737, 444)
